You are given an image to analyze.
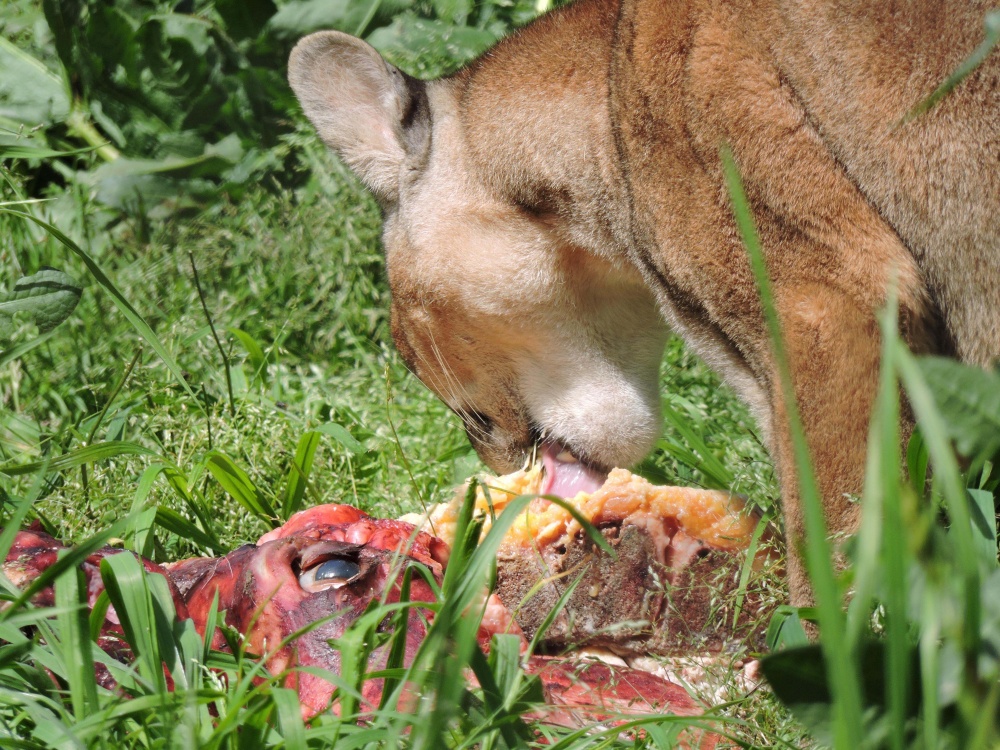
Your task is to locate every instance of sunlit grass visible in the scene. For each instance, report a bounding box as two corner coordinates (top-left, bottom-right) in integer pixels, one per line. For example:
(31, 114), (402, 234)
(1, 135), (794, 747)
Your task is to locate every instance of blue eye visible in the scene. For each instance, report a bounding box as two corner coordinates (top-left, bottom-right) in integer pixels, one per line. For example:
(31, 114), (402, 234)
(299, 558), (361, 592)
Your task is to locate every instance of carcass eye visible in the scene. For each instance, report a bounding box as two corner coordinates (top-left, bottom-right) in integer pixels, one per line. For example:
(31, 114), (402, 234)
(298, 558), (361, 592)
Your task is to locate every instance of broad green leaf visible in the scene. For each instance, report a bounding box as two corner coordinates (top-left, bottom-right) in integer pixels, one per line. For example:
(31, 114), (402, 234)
(0, 37), (69, 128)
(91, 137), (243, 180)
(917, 355), (1000, 464)
(88, 140), (243, 211)
(0, 268), (82, 337)
(761, 645), (836, 744)
(267, 0), (409, 40)
(215, 0), (277, 40)
(367, 15), (498, 76)
(761, 641), (921, 745)
(766, 605), (811, 651)
(431, 0), (473, 25)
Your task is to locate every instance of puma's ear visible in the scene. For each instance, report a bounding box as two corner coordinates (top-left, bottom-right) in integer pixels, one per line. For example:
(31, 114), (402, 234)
(289, 31), (415, 201)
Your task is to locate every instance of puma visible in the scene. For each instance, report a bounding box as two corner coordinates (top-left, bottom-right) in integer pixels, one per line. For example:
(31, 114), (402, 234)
(288, 0), (1000, 606)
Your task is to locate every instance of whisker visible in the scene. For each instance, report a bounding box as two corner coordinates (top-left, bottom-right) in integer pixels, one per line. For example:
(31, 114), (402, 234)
(421, 317), (493, 444)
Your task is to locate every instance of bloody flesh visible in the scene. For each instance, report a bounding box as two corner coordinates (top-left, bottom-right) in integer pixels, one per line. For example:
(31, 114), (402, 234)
(2, 504), (721, 744)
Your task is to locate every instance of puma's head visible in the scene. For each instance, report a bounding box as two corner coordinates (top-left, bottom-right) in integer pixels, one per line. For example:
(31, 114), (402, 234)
(289, 32), (668, 491)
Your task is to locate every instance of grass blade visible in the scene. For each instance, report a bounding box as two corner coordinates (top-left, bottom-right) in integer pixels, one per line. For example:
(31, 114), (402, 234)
(54, 553), (99, 720)
(660, 397), (733, 488)
(271, 687), (306, 748)
(1, 514), (135, 618)
(0, 470), (49, 584)
(283, 430), (321, 519)
(0, 441), (156, 477)
(154, 507), (221, 553)
(919, 585), (942, 749)
(873, 288), (908, 749)
(204, 451), (277, 526)
(968, 488), (998, 569)
(905, 10), (1000, 121)
(128, 464), (166, 557)
(731, 510), (773, 629)
(722, 145), (863, 748)
(316, 422), (365, 454)
(0, 329), (58, 368)
(227, 327), (269, 386)
(99, 553), (167, 695)
(377, 565), (413, 712)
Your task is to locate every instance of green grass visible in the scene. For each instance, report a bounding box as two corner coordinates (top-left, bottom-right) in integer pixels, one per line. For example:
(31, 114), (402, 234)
(4, 68), (997, 750)
(3, 137), (448, 536)
(0, 128), (796, 747)
(4, 2), (998, 746)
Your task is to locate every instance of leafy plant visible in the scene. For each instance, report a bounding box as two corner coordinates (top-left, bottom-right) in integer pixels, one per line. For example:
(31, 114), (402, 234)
(0, 268), (81, 339)
(0, 0), (562, 221)
(914, 357), (1000, 472)
(0, 267), (81, 368)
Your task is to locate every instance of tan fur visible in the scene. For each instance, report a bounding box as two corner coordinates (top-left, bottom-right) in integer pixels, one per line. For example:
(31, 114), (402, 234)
(289, 0), (999, 606)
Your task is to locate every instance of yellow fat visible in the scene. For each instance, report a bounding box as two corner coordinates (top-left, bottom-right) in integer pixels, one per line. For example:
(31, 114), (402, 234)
(400, 466), (757, 552)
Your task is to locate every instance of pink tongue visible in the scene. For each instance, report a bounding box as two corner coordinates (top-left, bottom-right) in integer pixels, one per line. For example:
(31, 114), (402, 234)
(540, 444), (608, 499)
